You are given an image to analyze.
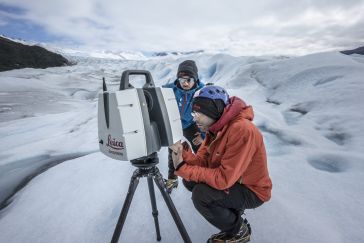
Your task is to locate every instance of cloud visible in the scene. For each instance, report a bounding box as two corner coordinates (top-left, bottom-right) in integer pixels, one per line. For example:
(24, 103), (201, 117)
(1, 0), (364, 55)
(0, 14), (7, 26)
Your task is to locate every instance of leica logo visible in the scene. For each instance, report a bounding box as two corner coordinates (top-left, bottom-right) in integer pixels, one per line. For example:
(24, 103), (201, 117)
(106, 135), (124, 150)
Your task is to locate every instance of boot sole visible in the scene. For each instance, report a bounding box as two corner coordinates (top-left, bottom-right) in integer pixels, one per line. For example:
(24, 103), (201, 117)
(207, 234), (250, 243)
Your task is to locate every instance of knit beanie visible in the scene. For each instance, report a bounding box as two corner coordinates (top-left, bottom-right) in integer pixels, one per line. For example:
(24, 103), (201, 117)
(192, 97), (226, 120)
(177, 60), (198, 80)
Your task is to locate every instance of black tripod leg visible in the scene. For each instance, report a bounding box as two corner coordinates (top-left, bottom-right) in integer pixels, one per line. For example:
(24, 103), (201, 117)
(147, 176), (162, 241)
(154, 174), (192, 243)
(111, 172), (140, 243)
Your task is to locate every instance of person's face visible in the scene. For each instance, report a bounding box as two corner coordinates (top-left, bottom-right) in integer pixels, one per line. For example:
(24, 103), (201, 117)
(178, 75), (195, 90)
(192, 111), (216, 132)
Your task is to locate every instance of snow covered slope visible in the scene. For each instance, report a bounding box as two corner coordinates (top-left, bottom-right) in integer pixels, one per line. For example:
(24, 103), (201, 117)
(0, 52), (363, 243)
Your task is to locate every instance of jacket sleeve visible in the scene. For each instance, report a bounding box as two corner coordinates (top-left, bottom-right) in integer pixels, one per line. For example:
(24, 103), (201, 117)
(176, 125), (257, 190)
(182, 140), (209, 167)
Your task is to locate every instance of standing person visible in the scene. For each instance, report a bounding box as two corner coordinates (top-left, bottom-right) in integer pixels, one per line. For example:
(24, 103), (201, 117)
(163, 60), (205, 193)
(170, 85), (272, 243)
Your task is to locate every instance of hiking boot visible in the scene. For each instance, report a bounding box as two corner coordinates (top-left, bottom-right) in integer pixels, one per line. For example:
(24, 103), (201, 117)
(207, 219), (251, 243)
(164, 178), (178, 194)
(206, 231), (227, 243)
(224, 219), (251, 243)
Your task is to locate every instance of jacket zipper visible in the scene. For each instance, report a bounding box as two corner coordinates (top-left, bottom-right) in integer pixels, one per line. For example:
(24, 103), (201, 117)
(207, 132), (221, 153)
(181, 93), (187, 117)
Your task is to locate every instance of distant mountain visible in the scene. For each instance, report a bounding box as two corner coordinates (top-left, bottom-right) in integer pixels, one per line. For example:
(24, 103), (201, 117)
(341, 46), (364, 55)
(0, 36), (71, 72)
(152, 50), (204, 57)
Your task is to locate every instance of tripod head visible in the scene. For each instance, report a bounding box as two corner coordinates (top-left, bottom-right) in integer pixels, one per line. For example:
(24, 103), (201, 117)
(130, 152), (159, 168)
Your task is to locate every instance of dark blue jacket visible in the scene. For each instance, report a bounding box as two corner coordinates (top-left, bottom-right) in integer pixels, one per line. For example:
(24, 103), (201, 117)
(163, 80), (205, 129)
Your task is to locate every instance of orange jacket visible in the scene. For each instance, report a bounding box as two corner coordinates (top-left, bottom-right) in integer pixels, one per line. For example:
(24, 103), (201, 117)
(175, 97), (272, 202)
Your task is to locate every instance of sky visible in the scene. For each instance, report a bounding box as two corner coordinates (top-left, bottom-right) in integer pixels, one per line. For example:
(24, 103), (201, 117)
(1, 0), (364, 55)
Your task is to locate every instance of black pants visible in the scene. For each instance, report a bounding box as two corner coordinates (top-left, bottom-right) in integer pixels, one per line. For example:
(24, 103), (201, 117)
(168, 123), (201, 179)
(183, 180), (263, 235)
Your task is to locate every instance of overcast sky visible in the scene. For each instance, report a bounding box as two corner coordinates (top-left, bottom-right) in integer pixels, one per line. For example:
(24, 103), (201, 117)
(1, 0), (364, 55)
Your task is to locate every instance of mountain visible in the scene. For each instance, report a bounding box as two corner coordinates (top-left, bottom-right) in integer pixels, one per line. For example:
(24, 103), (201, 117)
(0, 36), (71, 72)
(152, 50), (204, 57)
(340, 46), (364, 55)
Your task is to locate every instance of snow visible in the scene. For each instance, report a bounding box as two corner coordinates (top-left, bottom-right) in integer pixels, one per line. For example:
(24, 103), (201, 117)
(1, 51), (364, 243)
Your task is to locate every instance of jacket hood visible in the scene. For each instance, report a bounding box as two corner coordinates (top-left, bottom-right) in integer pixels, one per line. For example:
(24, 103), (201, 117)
(209, 96), (254, 134)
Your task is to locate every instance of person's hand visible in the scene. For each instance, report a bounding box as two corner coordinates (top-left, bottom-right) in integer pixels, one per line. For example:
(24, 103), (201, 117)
(192, 132), (203, 146)
(169, 141), (183, 169)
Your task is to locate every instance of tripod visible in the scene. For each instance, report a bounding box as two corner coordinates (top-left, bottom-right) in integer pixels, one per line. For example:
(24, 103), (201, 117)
(110, 153), (192, 243)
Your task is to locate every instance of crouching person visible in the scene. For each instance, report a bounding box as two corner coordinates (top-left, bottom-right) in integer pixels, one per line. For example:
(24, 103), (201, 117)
(169, 85), (272, 243)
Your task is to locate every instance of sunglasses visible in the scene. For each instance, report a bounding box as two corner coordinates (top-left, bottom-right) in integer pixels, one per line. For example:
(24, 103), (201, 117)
(191, 111), (201, 118)
(178, 77), (195, 84)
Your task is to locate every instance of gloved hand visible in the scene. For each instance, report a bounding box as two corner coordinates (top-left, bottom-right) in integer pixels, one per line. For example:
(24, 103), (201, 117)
(169, 141), (184, 170)
(192, 132), (203, 146)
